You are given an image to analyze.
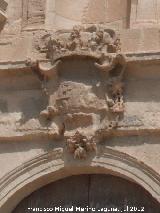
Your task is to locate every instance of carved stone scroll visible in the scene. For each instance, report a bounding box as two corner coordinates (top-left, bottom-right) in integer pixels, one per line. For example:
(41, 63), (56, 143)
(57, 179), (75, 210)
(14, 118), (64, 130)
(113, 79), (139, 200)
(38, 60), (62, 80)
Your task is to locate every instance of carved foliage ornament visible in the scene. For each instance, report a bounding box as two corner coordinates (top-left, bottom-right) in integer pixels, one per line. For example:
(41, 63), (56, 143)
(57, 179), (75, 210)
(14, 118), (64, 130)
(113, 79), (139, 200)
(66, 131), (97, 159)
(29, 25), (127, 160)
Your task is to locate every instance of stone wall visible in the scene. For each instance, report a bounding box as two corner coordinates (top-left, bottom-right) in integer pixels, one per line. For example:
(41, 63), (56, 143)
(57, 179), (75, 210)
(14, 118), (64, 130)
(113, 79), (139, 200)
(22, 0), (46, 29)
(0, 1), (160, 213)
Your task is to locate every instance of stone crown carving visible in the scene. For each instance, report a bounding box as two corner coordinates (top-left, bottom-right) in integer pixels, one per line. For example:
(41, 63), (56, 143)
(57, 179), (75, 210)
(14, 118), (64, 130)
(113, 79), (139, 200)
(38, 25), (121, 62)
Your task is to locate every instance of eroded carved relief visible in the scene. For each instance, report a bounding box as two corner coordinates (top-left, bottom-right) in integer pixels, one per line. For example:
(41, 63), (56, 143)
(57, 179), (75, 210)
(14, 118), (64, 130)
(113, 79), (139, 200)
(95, 53), (126, 115)
(28, 25), (127, 159)
(66, 131), (97, 159)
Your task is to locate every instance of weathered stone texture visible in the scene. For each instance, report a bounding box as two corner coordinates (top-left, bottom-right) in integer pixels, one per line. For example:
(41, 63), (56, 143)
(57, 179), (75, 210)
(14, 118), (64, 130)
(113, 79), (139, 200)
(22, 0), (46, 28)
(0, 1), (160, 212)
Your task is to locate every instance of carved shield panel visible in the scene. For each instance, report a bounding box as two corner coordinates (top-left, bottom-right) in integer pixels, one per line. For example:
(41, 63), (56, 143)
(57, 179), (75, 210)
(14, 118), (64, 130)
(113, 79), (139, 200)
(30, 25), (126, 159)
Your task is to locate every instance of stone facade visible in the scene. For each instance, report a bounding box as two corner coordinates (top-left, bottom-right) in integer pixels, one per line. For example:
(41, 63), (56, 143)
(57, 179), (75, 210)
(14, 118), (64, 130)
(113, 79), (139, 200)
(0, 0), (160, 212)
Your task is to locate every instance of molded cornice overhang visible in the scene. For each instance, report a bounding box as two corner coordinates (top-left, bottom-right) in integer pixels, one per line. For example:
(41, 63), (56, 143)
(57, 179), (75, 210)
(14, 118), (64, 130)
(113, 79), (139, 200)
(1, 51), (160, 71)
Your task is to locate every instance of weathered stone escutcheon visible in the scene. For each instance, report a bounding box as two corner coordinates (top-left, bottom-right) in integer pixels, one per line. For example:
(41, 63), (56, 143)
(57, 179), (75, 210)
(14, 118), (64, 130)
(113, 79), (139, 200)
(28, 25), (127, 159)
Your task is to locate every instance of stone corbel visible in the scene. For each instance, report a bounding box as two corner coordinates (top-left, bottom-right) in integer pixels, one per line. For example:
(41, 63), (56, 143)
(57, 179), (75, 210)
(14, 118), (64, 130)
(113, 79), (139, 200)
(26, 58), (62, 95)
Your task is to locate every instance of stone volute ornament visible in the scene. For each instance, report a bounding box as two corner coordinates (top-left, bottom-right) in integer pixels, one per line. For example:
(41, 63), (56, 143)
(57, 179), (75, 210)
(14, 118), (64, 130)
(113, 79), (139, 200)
(27, 25), (127, 160)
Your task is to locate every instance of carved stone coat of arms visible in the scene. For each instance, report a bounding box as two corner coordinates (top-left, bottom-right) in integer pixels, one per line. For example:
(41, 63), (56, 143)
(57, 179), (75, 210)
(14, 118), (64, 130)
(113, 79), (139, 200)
(28, 25), (127, 159)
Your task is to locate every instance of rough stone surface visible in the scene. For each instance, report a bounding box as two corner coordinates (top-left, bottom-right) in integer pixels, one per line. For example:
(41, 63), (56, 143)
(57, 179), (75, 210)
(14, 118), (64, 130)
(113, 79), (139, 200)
(0, 1), (160, 212)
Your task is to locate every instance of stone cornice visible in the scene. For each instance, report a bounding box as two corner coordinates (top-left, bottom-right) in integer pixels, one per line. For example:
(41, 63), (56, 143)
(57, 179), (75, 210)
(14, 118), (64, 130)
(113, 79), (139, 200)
(1, 51), (160, 71)
(0, 128), (160, 143)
